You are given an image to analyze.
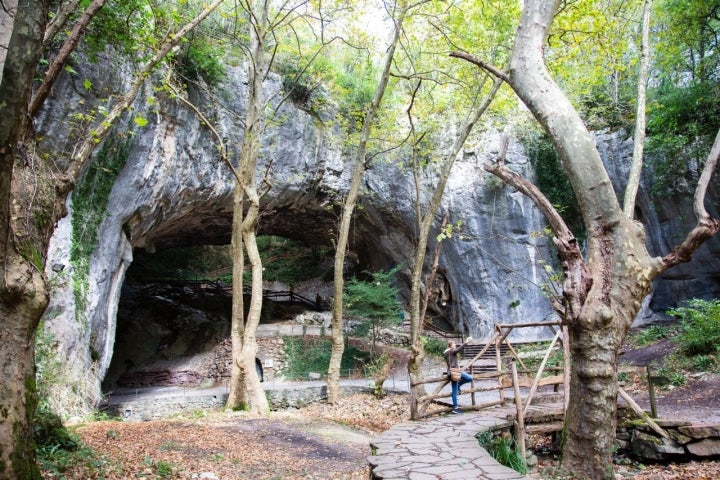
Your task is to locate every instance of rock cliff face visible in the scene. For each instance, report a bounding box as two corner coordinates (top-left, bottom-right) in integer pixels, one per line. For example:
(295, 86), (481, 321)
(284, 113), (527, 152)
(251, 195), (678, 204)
(36, 53), (720, 404)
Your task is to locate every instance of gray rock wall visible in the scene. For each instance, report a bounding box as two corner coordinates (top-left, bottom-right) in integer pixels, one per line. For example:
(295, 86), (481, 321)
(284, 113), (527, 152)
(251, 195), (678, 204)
(36, 52), (720, 411)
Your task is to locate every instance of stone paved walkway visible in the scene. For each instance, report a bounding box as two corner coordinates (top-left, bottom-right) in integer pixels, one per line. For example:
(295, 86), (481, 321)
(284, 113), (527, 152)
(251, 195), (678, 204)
(368, 409), (526, 480)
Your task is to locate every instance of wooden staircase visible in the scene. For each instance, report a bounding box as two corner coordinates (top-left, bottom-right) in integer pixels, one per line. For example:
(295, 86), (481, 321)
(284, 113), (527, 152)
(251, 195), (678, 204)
(462, 341), (512, 374)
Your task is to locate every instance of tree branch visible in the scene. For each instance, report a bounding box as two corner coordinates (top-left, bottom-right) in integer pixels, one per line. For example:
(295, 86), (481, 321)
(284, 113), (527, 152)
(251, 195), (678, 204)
(449, 51), (509, 83)
(623, 0), (652, 217)
(661, 127), (720, 268)
(44, 0), (82, 46)
(63, 0), (224, 186)
(484, 136), (591, 322)
(30, 0), (106, 117)
(164, 78), (241, 184)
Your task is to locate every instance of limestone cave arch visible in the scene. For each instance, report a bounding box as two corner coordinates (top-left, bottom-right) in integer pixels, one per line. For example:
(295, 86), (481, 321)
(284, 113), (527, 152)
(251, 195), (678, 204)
(103, 198), (453, 391)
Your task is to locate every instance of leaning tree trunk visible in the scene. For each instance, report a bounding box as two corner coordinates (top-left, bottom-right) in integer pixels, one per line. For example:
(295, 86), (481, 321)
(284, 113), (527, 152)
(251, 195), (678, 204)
(326, 2), (407, 404)
(0, 1), (49, 478)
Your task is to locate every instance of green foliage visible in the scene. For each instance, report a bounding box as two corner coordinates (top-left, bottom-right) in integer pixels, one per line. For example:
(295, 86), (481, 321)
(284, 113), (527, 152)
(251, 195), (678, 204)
(656, 366), (687, 387)
(518, 342), (565, 374)
(282, 337), (375, 380)
(255, 236), (333, 285)
(668, 298), (720, 356)
(476, 431), (527, 475)
(174, 34), (226, 84)
(71, 135), (131, 324)
(142, 455), (176, 478)
(130, 236), (333, 286)
(577, 79), (636, 131)
(653, 0), (720, 85)
(517, 129), (584, 237)
(131, 245), (233, 280)
(345, 266), (403, 349)
(642, 0), (720, 196)
(645, 82), (720, 196)
(34, 405), (79, 453)
(34, 325), (64, 412)
(276, 60), (324, 111)
(422, 336), (447, 358)
(629, 325), (671, 348)
(331, 57), (378, 132)
(83, 0), (157, 58)
(34, 405), (111, 477)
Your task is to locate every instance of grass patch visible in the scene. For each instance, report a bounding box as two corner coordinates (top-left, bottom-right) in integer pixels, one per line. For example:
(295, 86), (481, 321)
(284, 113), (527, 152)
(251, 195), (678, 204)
(477, 431), (526, 474)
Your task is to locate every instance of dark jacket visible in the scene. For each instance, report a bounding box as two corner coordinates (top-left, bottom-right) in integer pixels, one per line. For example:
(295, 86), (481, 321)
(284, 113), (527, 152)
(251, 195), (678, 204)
(444, 341), (468, 371)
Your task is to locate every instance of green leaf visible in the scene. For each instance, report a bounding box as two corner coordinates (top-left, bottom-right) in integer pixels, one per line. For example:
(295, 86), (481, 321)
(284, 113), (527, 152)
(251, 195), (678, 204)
(64, 65), (78, 75)
(134, 117), (149, 127)
(83, 79), (93, 91)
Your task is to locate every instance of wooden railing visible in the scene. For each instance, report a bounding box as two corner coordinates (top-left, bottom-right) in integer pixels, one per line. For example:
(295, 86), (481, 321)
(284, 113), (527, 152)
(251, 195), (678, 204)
(410, 321), (568, 420)
(128, 273), (326, 310)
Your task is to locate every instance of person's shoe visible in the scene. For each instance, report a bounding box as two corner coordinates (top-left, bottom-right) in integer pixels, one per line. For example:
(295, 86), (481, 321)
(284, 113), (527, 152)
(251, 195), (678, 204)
(452, 407), (463, 414)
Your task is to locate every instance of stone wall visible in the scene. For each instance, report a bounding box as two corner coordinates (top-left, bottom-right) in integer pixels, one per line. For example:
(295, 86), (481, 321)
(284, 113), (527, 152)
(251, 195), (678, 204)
(618, 419), (720, 461)
(103, 384), (371, 421)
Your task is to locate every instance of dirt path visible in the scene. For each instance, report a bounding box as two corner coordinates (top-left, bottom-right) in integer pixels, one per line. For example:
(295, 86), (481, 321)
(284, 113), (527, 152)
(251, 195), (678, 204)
(67, 415), (372, 479)
(56, 393), (406, 480)
(620, 338), (720, 424)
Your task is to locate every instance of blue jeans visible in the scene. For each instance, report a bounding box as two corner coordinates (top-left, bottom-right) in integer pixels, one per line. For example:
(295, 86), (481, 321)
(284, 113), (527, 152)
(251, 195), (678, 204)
(451, 371), (473, 408)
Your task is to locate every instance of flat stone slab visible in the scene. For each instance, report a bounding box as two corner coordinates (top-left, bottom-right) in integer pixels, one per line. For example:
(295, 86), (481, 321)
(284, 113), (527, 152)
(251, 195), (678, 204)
(368, 408), (527, 480)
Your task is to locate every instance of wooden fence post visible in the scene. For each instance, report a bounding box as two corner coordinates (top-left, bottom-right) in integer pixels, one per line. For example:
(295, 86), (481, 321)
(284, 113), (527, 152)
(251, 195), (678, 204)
(511, 361), (527, 471)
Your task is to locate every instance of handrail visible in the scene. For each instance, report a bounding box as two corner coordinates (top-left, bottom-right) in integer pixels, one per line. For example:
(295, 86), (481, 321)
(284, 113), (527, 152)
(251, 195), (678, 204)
(410, 320), (568, 420)
(128, 273), (325, 310)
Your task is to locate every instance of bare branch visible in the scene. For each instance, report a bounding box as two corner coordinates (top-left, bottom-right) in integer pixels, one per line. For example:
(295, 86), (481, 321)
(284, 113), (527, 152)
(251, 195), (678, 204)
(64, 0), (225, 186)
(449, 51), (509, 82)
(483, 136), (591, 322)
(623, 0), (652, 217)
(44, 0), (82, 45)
(661, 127), (720, 268)
(164, 78), (241, 184)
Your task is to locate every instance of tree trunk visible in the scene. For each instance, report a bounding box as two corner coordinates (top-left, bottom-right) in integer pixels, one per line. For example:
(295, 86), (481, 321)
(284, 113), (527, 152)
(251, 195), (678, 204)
(226, 182), (248, 410)
(561, 221), (657, 477)
(0, 2), (225, 472)
(241, 213), (270, 414)
(497, 1), (668, 477)
(327, 2), (407, 404)
(0, 0), (19, 81)
(406, 77), (501, 418)
(0, 1), (49, 478)
(226, 0), (269, 414)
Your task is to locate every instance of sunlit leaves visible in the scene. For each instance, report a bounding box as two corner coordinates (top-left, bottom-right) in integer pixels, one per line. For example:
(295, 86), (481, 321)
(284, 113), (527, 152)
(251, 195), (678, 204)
(653, 0), (720, 84)
(549, 0), (644, 104)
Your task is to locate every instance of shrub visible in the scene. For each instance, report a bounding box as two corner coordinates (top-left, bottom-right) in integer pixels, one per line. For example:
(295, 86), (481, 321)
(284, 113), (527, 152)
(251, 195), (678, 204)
(35, 405), (110, 477)
(422, 337), (447, 358)
(34, 405), (79, 453)
(344, 266), (403, 351)
(631, 325), (670, 347)
(668, 298), (720, 356)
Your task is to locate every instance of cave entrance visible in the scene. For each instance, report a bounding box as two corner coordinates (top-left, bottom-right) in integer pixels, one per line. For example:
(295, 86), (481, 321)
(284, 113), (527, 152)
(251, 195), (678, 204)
(103, 236), (339, 391)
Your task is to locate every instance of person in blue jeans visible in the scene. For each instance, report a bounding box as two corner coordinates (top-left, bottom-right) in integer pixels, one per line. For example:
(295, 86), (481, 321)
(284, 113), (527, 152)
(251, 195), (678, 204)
(444, 338), (473, 414)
